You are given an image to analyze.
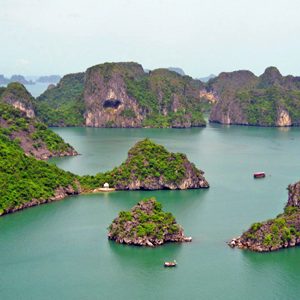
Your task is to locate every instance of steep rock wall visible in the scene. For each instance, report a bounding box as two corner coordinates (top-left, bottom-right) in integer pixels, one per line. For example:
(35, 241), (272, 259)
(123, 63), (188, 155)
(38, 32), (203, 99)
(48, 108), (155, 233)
(84, 63), (145, 127)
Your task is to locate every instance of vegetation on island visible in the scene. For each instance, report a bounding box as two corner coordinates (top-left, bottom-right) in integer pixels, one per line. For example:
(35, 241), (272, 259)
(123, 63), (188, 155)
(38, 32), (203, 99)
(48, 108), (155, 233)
(1, 82), (34, 102)
(108, 197), (186, 246)
(233, 207), (300, 252)
(0, 102), (76, 158)
(37, 62), (209, 128)
(79, 138), (209, 191)
(0, 82), (35, 117)
(124, 67), (208, 127)
(231, 182), (300, 252)
(209, 67), (300, 126)
(111, 139), (187, 185)
(0, 133), (78, 215)
(235, 87), (300, 126)
(0, 80), (208, 215)
(0, 134), (208, 216)
(35, 72), (85, 126)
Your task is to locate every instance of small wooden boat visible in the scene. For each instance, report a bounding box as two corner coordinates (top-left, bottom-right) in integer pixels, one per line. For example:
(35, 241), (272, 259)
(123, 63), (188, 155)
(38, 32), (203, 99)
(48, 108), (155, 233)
(164, 260), (177, 267)
(253, 172), (266, 179)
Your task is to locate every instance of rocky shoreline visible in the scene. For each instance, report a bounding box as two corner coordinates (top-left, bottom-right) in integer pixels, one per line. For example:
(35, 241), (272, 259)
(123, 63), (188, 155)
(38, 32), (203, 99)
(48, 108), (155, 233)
(109, 235), (192, 247)
(0, 138), (209, 217)
(228, 181), (300, 252)
(228, 234), (300, 252)
(1, 184), (81, 216)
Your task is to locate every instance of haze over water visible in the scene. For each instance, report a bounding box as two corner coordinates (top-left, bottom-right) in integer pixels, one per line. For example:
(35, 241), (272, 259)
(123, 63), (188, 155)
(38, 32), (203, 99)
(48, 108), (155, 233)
(1, 124), (300, 299)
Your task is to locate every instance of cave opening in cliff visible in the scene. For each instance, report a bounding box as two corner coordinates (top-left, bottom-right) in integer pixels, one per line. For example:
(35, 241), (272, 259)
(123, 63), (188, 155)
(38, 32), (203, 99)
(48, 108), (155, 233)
(103, 99), (122, 109)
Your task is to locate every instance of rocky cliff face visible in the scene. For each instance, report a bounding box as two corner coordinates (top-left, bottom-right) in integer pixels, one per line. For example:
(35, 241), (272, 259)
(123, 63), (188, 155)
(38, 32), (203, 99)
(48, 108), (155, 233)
(84, 63), (208, 128)
(0, 82), (35, 118)
(108, 198), (191, 247)
(84, 62), (145, 127)
(209, 67), (300, 126)
(209, 98), (247, 125)
(209, 70), (257, 125)
(0, 102), (77, 160)
(277, 109), (292, 126)
(286, 181), (300, 207)
(0, 84), (77, 160)
(229, 181), (300, 252)
(37, 62), (210, 128)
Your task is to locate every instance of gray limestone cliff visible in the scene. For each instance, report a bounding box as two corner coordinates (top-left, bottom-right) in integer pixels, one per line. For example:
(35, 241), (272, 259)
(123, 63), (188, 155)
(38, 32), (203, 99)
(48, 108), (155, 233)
(209, 67), (300, 127)
(0, 82), (35, 118)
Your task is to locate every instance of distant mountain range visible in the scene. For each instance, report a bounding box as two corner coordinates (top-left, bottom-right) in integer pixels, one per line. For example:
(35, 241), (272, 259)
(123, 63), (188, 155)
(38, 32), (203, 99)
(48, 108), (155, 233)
(0, 75), (34, 85)
(167, 67), (186, 76)
(36, 75), (61, 84)
(198, 74), (216, 82)
(4, 63), (300, 128)
(0, 74), (61, 85)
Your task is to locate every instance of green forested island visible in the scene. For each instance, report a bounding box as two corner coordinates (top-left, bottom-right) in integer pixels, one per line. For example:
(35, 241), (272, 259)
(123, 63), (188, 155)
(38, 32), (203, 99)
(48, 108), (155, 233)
(0, 133), (79, 215)
(0, 87), (209, 216)
(4, 63), (300, 129)
(209, 67), (300, 126)
(0, 82), (36, 118)
(3, 63), (300, 254)
(230, 181), (300, 252)
(34, 62), (210, 128)
(78, 138), (209, 191)
(108, 197), (191, 246)
(0, 136), (208, 216)
(0, 102), (77, 159)
(35, 72), (85, 126)
(32, 62), (300, 128)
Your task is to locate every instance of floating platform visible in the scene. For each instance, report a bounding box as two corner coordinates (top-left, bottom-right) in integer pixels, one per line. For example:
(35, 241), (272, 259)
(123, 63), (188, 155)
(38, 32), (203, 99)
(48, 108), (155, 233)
(93, 187), (116, 193)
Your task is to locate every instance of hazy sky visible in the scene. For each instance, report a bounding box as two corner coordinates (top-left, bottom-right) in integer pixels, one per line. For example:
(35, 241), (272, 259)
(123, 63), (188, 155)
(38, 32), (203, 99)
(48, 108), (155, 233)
(1, 0), (300, 77)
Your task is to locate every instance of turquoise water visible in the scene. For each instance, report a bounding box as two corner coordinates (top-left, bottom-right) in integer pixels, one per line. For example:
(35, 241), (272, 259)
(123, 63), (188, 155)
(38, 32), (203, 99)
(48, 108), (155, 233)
(2, 124), (300, 299)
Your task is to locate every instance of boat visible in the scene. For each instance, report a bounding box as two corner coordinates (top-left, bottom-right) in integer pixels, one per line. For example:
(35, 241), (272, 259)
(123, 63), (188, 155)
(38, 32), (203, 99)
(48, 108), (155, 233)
(253, 172), (266, 179)
(164, 260), (177, 267)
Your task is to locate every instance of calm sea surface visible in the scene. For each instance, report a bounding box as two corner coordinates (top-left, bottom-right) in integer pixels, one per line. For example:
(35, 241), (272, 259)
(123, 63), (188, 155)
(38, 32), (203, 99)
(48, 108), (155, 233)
(1, 124), (300, 300)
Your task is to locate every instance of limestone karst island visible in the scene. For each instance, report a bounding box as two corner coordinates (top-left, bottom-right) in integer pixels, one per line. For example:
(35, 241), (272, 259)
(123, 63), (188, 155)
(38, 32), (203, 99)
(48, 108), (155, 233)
(0, 97), (209, 215)
(108, 198), (192, 247)
(3, 1), (300, 299)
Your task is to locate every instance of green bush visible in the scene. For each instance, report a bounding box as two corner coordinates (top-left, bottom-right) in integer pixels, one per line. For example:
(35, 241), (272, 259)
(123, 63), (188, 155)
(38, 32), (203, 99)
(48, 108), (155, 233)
(263, 234), (273, 246)
(251, 222), (262, 232)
